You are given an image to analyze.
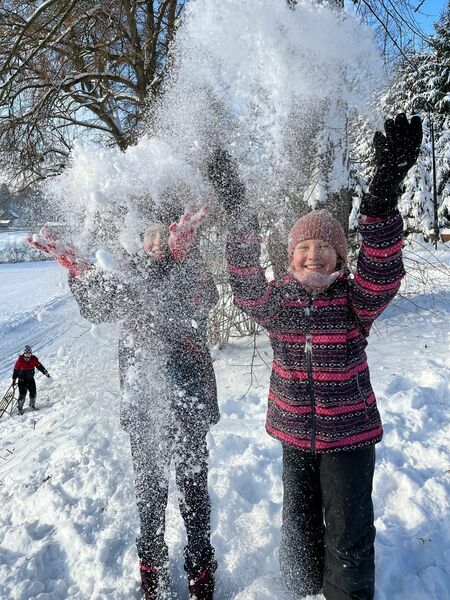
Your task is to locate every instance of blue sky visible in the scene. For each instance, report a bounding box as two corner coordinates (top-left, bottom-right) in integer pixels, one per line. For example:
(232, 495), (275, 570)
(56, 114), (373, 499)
(413, 0), (447, 34)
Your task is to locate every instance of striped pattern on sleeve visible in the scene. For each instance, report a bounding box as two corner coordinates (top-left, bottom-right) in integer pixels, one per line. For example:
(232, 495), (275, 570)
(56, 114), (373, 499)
(350, 211), (405, 335)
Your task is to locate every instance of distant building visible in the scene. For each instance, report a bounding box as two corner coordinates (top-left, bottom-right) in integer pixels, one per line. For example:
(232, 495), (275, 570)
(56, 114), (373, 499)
(0, 208), (20, 229)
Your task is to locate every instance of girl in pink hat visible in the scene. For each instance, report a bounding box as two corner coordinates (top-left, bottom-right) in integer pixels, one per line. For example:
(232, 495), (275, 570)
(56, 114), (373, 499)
(209, 113), (422, 599)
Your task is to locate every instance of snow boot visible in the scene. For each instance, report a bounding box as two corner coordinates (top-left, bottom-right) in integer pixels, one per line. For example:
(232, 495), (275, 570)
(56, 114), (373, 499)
(140, 561), (170, 600)
(17, 397), (25, 415)
(186, 559), (217, 600)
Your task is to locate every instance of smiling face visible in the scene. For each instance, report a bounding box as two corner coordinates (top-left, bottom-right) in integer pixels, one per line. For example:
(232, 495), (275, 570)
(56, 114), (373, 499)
(290, 238), (338, 275)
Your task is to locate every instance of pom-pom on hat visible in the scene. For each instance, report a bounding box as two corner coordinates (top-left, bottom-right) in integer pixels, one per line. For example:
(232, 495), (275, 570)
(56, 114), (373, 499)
(288, 209), (348, 267)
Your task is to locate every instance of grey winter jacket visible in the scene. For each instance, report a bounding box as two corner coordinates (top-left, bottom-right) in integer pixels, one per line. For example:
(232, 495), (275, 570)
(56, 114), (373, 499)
(69, 248), (220, 433)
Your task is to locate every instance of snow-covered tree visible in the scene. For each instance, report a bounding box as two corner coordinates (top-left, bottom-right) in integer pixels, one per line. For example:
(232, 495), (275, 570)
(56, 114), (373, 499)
(351, 2), (450, 239)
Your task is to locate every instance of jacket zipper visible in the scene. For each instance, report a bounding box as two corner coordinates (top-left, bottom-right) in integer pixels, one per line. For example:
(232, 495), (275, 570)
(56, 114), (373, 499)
(304, 295), (316, 451)
(356, 371), (369, 421)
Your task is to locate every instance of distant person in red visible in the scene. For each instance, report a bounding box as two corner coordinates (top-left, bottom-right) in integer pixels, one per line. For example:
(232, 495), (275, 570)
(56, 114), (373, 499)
(12, 345), (50, 414)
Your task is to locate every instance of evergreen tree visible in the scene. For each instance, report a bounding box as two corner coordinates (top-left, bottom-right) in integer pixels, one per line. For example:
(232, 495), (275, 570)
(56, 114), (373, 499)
(431, 4), (450, 230)
(351, 2), (450, 238)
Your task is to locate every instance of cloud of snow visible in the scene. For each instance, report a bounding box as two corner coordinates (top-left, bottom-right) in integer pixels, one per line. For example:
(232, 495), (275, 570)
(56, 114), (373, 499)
(157, 0), (383, 162)
(47, 137), (207, 255)
(47, 0), (383, 255)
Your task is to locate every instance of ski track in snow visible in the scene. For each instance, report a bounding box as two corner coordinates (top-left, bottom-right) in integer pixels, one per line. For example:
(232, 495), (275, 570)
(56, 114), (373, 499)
(0, 257), (449, 599)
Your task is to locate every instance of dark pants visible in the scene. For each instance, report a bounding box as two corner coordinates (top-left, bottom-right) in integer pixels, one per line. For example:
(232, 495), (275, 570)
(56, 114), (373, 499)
(280, 444), (376, 600)
(130, 424), (214, 571)
(17, 379), (37, 410)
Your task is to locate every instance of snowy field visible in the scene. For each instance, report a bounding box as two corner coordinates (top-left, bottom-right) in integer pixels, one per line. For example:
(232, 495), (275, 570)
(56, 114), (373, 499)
(0, 242), (449, 600)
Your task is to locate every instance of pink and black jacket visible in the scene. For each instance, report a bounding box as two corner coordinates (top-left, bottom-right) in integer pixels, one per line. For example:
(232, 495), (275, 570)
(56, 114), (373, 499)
(226, 212), (405, 453)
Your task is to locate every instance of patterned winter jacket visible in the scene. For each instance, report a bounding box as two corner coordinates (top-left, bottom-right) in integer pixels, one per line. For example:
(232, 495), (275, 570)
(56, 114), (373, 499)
(226, 211), (405, 452)
(13, 355), (48, 382)
(69, 248), (220, 433)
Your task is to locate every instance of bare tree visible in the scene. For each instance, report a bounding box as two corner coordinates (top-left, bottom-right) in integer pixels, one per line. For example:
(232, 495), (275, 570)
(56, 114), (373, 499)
(0, 0), (184, 190)
(289, 0), (431, 61)
(355, 0), (432, 64)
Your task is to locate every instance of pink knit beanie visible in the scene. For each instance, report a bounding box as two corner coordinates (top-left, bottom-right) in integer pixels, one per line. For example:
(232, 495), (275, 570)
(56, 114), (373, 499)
(288, 209), (348, 266)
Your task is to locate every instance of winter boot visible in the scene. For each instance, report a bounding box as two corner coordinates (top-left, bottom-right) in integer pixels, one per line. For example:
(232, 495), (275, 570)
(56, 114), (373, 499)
(29, 397), (36, 410)
(17, 396), (25, 415)
(140, 561), (170, 600)
(186, 559), (217, 600)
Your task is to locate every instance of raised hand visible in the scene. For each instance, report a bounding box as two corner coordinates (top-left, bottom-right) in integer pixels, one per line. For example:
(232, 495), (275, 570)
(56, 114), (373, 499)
(361, 113), (423, 216)
(28, 226), (91, 277)
(168, 205), (209, 262)
(207, 148), (245, 215)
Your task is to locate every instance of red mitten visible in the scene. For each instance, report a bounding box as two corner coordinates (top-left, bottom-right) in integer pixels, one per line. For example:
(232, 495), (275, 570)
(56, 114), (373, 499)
(27, 226), (91, 277)
(168, 205), (209, 262)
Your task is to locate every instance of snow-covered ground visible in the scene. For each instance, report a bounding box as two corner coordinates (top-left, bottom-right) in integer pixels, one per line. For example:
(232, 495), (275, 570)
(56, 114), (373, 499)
(0, 242), (449, 600)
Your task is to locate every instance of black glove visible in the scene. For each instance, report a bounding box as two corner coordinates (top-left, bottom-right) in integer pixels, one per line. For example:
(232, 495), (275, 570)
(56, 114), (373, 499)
(46, 373), (51, 378)
(207, 148), (245, 215)
(361, 113), (422, 216)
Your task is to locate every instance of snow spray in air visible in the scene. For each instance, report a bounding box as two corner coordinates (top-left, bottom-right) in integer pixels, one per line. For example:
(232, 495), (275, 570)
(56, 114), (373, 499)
(47, 0), (383, 256)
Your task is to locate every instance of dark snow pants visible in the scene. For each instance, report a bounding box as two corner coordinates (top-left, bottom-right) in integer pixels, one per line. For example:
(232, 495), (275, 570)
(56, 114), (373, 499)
(280, 444), (376, 600)
(17, 379), (37, 410)
(130, 424), (213, 571)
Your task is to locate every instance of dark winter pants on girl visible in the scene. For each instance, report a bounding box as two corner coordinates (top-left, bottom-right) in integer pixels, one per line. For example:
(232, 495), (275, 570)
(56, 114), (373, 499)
(130, 424), (214, 572)
(280, 444), (376, 600)
(17, 379), (37, 410)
